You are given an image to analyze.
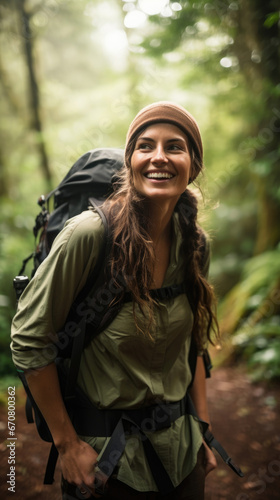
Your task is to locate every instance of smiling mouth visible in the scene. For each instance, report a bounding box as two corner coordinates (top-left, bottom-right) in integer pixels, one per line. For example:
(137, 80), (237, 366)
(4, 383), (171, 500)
(145, 172), (174, 179)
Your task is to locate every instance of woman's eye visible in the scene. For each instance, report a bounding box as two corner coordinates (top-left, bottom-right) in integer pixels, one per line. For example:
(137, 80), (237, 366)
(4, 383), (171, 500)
(136, 142), (186, 152)
(138, 143), (152, 150)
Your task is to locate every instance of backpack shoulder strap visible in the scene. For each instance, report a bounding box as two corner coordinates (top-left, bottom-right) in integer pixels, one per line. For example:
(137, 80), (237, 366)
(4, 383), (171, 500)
(187, 340), (212, 390)
(62, 201), (111, 399)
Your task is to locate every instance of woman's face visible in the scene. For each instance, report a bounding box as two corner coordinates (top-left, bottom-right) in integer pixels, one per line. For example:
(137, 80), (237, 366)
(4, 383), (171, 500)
(130, 123), (192, 204)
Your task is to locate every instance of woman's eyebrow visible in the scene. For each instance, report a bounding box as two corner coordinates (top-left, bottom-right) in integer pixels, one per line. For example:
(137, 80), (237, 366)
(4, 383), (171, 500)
(166, 137), (187, 144)
(136, 137), (187, 143)
(136, 136), (155, 142)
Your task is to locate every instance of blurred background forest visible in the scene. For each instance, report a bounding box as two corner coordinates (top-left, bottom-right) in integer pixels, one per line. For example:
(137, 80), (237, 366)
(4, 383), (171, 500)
(0, 0), (279, 386)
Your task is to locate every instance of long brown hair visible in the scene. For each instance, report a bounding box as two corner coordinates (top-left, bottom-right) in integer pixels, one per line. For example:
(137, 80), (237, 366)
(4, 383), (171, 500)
(102, 128), (219, 349)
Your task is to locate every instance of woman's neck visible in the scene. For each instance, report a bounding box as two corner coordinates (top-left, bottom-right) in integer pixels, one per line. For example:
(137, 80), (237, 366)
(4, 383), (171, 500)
(143, 200), (175, 288)
(144, 199), (175, 245)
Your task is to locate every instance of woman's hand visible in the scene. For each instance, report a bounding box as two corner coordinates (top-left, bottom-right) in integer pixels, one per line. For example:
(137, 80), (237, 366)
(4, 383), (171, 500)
(58, 437), (104, 498)
(202, 440), (217, 476)
(25, 364), (108, 497)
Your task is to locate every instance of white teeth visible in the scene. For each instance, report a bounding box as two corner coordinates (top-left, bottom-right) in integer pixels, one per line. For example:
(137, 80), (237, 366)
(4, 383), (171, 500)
(146, 172), (173, 179)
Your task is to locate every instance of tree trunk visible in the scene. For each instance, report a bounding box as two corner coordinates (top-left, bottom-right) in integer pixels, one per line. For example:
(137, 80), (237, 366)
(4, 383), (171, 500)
(231, 0), (280, 253)
(0, 55), (25, 119)
(254, 178), (280, 253)
(17, 0), (52, 191)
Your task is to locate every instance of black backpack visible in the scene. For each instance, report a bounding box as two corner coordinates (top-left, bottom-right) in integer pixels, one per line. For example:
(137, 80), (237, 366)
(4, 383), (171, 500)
(14, 148), (243, 489)
(15, 148), (124, 282)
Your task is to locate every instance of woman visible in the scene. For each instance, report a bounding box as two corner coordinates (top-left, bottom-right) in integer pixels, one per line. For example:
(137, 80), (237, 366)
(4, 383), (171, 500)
(11, 101), (219, 499)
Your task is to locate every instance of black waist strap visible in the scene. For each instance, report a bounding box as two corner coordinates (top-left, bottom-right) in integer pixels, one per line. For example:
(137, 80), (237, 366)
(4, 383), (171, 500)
(72, 392), (243, 492)
(71, 392), (194, 436)
(72, 391), (243, 470)
(44, 391), (244, 487)
(71, 394), (195, 495)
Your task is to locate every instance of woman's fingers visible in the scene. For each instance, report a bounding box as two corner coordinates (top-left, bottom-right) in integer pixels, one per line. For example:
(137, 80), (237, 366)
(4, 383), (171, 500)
(59, 439), (99, 493)
(78, 471), (109, 499)
(203, 441), (217, 476)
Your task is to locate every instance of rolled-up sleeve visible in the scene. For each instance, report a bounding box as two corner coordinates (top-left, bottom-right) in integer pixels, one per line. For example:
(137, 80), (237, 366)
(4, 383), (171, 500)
(11, 210), (104, 370)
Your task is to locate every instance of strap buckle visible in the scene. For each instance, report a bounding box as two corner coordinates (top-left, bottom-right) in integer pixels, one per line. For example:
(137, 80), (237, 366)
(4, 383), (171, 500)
(150, 284), (185, 302)
(162, 286), (175, 300)
(226, 458), (244, 478)
(203, 429), (244, 478)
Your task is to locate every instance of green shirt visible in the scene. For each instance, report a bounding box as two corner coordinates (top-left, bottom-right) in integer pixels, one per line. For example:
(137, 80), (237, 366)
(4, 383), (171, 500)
(11, 209), (210, 492)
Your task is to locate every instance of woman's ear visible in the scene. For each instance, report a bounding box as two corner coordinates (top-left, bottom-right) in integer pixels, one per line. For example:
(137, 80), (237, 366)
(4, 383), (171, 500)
(189, 151), (202, 184)
(188, 164), (195, 185)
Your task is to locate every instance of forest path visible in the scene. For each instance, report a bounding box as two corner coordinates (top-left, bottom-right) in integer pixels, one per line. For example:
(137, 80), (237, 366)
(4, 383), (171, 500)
(0, 365), (279, 500)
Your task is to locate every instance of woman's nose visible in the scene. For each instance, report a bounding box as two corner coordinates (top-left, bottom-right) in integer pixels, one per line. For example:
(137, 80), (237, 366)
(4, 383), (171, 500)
(151, 146), (168, 165)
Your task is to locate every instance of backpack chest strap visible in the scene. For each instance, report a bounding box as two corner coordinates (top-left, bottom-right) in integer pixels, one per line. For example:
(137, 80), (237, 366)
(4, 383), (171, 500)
(123, 283), (186, 303)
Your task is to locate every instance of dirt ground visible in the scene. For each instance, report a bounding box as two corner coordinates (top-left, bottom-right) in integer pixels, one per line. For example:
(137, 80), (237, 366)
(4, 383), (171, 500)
(0, 364), (279, 500)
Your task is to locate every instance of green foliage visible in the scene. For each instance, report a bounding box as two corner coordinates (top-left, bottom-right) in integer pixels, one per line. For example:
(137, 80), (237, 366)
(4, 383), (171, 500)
(0, 191), (39, 376)
(0, 313), (14, 376)
(218, 249), (280, 380)
(0, 375), (21, 406)
(264, 11), (280, 28)
(219, 249), (280, 329)
(233, 320), (280, 381)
